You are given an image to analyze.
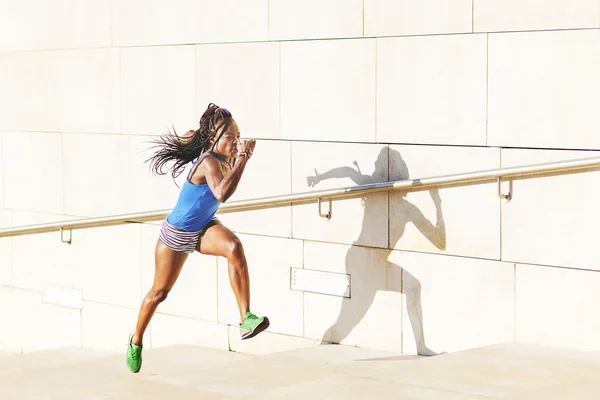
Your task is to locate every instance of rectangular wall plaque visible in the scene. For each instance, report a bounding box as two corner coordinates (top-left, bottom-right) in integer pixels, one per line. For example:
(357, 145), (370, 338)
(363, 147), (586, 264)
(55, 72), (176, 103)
(290, 268), (351, 298)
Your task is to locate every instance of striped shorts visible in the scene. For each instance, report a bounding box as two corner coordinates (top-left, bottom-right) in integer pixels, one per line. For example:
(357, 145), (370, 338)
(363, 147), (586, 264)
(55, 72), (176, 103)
(158, 218), (208, 253)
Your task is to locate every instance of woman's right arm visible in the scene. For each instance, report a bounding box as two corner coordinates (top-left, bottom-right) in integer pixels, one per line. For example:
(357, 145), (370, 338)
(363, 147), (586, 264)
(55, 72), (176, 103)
(203, 155), (250, 202)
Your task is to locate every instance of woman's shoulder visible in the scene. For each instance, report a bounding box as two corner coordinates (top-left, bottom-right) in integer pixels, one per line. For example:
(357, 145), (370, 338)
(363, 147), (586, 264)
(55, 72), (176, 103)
(189, 153), (221, 179)
(197, 152), (221, 167)
(201, 152), (231, 170)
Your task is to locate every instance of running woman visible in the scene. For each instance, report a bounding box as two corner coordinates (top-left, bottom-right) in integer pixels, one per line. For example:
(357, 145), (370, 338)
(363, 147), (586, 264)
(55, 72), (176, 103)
(126, 103), (269, 373)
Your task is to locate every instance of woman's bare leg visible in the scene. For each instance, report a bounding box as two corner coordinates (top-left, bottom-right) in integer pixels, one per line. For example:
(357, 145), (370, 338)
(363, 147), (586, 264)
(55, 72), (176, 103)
(197, 220), (250, 322)
(132, 239), (189, 346)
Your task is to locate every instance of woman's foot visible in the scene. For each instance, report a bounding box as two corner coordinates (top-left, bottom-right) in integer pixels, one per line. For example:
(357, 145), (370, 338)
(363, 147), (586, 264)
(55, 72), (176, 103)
(239, 312), (270, 340)
(126, 333), (143, 373)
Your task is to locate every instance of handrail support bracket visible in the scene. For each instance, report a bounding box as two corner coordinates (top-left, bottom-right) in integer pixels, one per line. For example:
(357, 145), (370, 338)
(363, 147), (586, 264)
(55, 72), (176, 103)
(61, 227), (72, 245)
(498, 177), (513, 201)
(318, 198), (332, 220)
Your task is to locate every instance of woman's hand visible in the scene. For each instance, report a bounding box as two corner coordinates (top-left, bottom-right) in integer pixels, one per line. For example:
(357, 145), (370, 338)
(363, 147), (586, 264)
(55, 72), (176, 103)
(238, 139), (256, 159)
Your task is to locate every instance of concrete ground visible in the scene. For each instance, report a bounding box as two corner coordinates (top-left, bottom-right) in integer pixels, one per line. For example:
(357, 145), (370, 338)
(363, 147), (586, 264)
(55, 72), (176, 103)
(1, 342), (600, 399)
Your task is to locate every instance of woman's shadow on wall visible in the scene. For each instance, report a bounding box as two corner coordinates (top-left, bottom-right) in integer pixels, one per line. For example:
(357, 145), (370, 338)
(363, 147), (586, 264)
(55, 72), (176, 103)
(306, 147), (446, 356)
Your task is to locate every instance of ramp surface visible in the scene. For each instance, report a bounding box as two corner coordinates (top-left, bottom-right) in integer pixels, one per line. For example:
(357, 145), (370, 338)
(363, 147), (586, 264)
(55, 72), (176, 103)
(1, 343), (599, 399)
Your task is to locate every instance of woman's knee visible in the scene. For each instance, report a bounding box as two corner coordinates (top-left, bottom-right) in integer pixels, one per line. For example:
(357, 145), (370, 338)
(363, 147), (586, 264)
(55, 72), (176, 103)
(150, 288), (170, 304)
(225, 236), (245, 261)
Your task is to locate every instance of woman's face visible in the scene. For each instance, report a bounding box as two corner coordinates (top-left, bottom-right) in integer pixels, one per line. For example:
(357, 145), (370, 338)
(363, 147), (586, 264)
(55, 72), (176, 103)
(214, 119), (240, 159)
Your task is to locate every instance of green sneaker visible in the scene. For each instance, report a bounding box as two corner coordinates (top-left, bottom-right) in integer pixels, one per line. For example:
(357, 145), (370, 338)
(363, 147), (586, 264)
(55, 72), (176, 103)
(126, 333), (143, 373)
(239, 311), (270, 340)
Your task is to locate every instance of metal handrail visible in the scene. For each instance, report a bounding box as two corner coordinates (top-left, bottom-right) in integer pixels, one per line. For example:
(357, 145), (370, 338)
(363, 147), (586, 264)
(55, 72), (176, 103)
(1, 155), (600, 239)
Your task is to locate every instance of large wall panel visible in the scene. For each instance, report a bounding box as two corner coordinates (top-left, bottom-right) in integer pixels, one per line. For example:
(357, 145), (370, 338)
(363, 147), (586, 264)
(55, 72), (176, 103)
(489, 30), (600, 149)
(377, 34), (487, 146)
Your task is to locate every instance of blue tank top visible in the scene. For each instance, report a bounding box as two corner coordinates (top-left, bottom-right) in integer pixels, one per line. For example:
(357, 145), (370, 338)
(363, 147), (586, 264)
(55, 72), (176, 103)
(167, 155), (222, 232)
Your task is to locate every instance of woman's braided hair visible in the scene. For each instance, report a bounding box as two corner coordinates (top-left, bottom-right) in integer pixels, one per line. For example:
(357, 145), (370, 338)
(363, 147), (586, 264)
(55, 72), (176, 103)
(146, 103), (233, 180)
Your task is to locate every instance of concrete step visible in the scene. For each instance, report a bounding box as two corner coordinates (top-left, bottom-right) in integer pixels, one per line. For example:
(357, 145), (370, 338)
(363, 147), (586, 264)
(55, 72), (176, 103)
(0, 347), (114, 381)
(336, 343), (600, 399)
(0, 345), (254, 399)
(141, 344), (412, 397)
(1, 343), (600, 399)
